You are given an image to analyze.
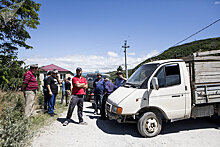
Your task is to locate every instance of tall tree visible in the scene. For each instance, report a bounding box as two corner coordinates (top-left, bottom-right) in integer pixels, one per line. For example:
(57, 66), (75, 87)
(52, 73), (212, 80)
(0, 0), (41, 90)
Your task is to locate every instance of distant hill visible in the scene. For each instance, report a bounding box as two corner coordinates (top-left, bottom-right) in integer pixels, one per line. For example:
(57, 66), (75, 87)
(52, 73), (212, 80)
(108, 37), (220, 80)
(132, 37), (220, 73)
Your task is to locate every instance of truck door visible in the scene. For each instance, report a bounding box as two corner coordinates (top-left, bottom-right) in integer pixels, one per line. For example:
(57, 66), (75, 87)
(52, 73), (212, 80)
(149, 63), (186, 119)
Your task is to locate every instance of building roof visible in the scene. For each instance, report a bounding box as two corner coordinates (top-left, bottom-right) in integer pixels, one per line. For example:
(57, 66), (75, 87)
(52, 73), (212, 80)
(40, 64), (70, 72)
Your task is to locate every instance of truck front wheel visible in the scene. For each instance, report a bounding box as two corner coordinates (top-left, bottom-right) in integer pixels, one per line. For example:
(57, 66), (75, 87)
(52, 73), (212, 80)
(137, 112), (162, 137)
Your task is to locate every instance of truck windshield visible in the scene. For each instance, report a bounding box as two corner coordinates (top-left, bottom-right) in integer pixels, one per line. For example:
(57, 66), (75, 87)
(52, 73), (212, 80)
(127, 63), (159, 87)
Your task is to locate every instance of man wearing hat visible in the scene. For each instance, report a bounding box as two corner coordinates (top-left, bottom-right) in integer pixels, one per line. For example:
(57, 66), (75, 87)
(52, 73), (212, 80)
(47, 69), (61, 116)
(115, 70), (126, 89)
(22, 64), (39, 117)
(93, 73), (105, 115)
(63, 67), (88, 126)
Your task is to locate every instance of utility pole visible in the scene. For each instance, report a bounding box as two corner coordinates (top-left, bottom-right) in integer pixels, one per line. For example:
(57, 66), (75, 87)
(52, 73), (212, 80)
(122, 40), (130, 79)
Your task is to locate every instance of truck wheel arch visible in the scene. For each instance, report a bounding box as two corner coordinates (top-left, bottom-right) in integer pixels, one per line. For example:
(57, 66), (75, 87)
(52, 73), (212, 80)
(137, 106), (169, 120)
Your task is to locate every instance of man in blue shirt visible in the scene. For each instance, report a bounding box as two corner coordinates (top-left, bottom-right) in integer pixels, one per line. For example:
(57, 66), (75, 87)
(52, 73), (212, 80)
(93, 73), (104, 114)
(115, 71), (126, 89)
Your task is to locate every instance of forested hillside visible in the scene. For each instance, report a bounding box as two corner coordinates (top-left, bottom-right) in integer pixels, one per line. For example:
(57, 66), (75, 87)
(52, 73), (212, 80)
(132, 37), (220, 73)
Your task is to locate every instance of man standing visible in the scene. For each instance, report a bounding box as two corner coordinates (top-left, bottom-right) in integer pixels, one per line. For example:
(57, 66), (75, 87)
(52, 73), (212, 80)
(22, 64), (38, 117)
(64, 77), (71, 106)
(100, 78), (116, 120)
(43, 71), (51, 113)
(47, 69), (61, 117)
(60, 78), (66, 104)
(93, 73), (104, 115)
(63, 67), (88, 126)
(115, 71), (126, 89)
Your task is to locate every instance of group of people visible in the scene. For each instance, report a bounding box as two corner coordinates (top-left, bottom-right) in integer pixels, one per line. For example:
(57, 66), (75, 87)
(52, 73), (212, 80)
(93, 71), (126, 120)
(22, 64), (126, 126)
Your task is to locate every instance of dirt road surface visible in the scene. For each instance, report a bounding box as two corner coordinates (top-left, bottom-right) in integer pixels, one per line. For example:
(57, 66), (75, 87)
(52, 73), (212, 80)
(32, 102), (220, 147)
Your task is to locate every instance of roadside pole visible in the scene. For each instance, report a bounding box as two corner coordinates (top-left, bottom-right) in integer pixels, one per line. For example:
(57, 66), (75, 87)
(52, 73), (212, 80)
(122, 40), (130, 79)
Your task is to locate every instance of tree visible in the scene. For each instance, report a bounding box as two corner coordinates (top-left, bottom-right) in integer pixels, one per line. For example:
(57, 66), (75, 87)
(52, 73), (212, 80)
(0, 0), (41, 90)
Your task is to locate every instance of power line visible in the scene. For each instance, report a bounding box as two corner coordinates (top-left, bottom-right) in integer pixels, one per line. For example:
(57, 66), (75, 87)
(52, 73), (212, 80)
(172, 18), (220, 47)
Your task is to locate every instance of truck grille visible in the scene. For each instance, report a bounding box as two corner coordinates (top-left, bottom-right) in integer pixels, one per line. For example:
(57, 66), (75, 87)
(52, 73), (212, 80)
(106, 103), (111, 112)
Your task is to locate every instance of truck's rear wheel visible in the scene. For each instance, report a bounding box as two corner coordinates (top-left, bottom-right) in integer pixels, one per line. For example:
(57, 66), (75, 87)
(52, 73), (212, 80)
(137, 112), (162, 137)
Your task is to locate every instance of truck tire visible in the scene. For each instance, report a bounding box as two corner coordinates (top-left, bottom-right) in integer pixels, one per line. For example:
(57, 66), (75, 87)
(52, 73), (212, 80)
(137, 112), (162, 137)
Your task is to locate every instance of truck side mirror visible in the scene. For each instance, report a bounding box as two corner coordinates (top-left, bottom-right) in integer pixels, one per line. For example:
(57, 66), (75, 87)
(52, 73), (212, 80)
(152, 77), (159, 90)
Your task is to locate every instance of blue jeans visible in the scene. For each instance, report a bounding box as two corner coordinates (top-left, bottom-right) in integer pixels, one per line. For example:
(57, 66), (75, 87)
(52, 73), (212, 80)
(94, 94), (103, 112)
(48, 93), (57, 114)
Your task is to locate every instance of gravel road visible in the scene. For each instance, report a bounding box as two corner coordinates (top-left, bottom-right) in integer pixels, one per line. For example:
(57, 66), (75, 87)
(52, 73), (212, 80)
(32, 102), (220, 147)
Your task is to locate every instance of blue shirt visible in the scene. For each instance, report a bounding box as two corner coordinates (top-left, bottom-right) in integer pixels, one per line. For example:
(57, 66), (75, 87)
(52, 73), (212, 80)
(115, 77), (126, 88)
(93, 78), (104, 94)
(62, 81), (65, 91)
(104, 80), (116, 95)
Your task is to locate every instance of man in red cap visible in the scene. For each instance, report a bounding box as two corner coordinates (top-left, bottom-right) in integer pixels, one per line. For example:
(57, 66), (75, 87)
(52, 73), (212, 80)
(63, 67), (88, 126)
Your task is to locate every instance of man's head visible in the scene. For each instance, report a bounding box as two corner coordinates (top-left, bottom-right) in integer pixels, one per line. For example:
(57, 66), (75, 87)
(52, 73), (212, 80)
(76, 67), (82, 77)
(47, 71), (52, 76)
(117, 71), (123, 79)
(30, 64), (38, 73)
(97, 73), (102, 79)
(104, 77), (109, 82)
(67, 77), (71, 81)
(52, 69), (58, 77)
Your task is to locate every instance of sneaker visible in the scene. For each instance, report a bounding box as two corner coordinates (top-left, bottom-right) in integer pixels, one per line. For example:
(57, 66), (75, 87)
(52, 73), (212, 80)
(50, 113), (54, 117)
(63, 120), (69, 126)
(94, 111), (98, 115)
(79, 121), (88, 125)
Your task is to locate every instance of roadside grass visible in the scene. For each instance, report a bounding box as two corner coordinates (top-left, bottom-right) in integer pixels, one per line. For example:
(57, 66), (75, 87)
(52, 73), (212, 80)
(29, 98), (67, 132)
(0, 90), (68, 147)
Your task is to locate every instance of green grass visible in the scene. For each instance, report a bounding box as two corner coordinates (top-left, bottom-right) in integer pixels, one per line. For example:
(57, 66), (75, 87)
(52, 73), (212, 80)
(29, 92), (67, 132)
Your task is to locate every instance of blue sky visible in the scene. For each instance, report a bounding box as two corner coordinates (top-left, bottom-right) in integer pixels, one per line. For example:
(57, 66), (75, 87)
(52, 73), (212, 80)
(18, 0), (220, 72)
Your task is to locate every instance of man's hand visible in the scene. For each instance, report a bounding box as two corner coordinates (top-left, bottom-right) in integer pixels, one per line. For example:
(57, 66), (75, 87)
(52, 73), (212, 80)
(49, 91), (53, 96)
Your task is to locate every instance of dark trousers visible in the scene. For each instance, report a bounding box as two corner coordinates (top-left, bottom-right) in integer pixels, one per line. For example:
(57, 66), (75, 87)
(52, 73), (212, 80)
(66, 95), (84, 122)
(43, 90), (49, 110)
(101, 94), (109, 119)
(94, 94), (103, 112)
(61, 90), (65, 104)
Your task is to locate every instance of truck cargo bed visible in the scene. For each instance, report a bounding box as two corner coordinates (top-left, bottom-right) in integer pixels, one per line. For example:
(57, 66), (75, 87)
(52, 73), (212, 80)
(183, 50), (220, 104)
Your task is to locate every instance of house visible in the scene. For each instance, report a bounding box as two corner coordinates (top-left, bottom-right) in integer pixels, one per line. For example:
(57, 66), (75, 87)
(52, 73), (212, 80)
(39, 64), (74, 90)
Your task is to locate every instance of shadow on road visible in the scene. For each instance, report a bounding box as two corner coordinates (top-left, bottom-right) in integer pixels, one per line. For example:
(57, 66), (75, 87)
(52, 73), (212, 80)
(86, 114), (142, 137)
(57, 117), (79, 124)
(161, 117), (220, 135)
(83, 110), (94, 114)
(87, 114), (220, 137)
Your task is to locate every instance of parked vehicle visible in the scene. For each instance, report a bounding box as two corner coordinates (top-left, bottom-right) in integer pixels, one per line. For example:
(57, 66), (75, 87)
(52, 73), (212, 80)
(106, 50), (220, 137)
(85, 73), (110, 105)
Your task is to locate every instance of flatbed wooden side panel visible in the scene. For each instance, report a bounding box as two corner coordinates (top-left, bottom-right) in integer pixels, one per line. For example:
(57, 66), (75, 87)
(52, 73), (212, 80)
(183, 50), (220, 104)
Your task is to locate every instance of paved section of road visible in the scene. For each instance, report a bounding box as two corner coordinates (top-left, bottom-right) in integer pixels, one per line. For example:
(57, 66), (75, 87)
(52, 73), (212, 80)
(32, 102), (220, 147)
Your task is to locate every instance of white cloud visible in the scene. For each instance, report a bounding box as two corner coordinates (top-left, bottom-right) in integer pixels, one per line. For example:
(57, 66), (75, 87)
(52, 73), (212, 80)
(107, 51), (118, 57)
(22, 50), (159, 73)
(214, 1), (220, 4)
(128, 52), (136, 56)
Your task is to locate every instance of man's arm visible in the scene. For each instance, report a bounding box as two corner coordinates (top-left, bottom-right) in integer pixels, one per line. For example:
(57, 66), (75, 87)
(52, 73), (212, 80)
(47, 85), (53, 96)
(47, 77), (53, 96)
(22, 83), (26, 91)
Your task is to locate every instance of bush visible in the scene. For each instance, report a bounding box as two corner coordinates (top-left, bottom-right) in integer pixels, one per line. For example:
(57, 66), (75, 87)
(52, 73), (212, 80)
(0, 93), (31, 147)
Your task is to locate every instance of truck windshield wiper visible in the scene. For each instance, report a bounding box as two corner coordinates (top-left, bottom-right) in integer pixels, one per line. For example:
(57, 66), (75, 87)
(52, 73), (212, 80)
(124, 83), (137, 88)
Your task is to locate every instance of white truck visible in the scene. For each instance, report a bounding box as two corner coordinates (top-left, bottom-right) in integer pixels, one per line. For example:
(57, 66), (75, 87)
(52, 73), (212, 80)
(106, 50), (220, 137)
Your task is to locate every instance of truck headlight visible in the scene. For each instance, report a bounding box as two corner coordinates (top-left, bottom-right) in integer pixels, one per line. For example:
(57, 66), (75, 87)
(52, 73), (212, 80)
(112, 106), (123, 114)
